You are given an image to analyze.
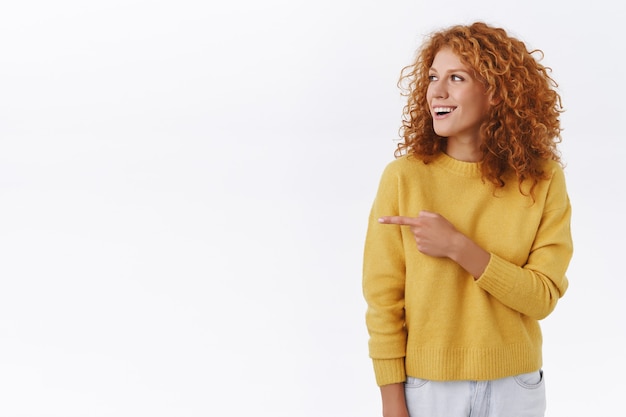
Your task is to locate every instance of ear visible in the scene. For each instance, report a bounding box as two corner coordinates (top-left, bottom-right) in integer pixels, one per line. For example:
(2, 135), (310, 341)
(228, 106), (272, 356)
(488, 92), (502, 106)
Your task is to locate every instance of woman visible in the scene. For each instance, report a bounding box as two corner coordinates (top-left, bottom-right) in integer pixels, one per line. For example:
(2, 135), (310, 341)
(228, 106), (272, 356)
(362, 22), (573, 417)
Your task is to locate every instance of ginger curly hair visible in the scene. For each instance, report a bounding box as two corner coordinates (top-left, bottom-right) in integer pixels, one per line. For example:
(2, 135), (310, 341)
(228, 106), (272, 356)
(397, 22), (563, 193)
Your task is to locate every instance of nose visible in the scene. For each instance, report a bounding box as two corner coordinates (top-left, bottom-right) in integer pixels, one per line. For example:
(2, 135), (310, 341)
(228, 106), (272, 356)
(429, 81), (448, 99)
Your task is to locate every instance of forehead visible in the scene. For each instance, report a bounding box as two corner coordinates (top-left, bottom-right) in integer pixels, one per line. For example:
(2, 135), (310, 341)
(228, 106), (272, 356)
(430, 47), (471, 72)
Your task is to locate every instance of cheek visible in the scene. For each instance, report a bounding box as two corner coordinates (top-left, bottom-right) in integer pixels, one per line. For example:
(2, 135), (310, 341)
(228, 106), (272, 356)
(426, 83), (434, 97)
(425, 87), (434, 105)
(481, 97), (494, 117)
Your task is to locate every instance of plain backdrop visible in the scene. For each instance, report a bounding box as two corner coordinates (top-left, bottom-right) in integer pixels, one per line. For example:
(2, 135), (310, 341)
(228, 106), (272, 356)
(0, 1), (624, 416)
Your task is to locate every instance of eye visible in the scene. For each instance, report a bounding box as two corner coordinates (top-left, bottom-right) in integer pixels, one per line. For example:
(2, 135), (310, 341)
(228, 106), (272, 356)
(451, 74), (464, 81)
(428, 74), (438, 82)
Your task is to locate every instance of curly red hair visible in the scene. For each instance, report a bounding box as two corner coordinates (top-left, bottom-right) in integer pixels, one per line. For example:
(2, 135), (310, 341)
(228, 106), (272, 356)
(397, 22), (563, 194)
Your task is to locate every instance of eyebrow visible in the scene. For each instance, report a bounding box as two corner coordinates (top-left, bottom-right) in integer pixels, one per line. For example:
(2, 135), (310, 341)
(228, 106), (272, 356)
(429, 67), (471, 74)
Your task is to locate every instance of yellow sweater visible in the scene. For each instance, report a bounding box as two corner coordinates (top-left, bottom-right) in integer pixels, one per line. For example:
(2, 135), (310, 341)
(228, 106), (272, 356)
(363, 152), (573, 386)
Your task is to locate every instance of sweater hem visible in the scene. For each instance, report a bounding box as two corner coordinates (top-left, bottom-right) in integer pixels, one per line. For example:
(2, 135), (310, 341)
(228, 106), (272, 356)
(404, 344), (542, 381)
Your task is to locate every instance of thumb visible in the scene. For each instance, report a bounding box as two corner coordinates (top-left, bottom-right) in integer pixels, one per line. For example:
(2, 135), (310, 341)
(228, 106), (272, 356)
(418, 210), (438, 218)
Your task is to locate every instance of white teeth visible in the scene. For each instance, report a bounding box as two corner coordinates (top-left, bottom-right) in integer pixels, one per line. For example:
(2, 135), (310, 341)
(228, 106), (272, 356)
(433, 107), (454, 114)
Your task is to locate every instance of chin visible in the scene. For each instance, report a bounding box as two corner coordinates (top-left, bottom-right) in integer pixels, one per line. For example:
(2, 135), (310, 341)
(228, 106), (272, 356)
(432, 128), (450, 137)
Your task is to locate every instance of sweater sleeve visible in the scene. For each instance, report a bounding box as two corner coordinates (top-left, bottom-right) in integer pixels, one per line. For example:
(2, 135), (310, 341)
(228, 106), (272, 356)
(362, 163), (408, 386)
(476, 167), (573, 320)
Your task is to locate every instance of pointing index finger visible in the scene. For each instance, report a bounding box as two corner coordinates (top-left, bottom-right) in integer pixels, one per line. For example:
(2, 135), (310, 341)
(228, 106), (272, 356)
(378, 216), (418, 226)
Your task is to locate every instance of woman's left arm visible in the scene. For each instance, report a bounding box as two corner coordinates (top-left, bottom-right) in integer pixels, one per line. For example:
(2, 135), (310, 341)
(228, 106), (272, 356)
(473, 197), (573, 320)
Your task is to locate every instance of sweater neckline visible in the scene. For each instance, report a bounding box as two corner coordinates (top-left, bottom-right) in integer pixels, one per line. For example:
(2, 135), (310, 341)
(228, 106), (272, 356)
(433, 152), (482, 178)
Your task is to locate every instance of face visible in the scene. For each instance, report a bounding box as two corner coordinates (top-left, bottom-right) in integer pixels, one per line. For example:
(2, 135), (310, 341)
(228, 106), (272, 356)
(426, 47), (493, 144)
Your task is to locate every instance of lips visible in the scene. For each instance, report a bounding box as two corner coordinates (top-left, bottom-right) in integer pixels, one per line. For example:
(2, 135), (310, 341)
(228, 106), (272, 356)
(433, 106), (456, 116)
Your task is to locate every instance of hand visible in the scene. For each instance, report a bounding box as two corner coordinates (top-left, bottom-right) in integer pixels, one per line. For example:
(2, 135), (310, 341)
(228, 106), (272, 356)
(379, 210), (460, 258)
(379, 210), (491, 279)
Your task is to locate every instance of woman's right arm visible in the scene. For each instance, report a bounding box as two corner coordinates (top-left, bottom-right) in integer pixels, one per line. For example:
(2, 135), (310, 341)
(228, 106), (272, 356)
(363, 163), (409, 385)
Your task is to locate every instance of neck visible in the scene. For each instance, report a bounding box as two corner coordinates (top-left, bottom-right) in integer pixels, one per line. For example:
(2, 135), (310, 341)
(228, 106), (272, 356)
(445, 138), (482, 162)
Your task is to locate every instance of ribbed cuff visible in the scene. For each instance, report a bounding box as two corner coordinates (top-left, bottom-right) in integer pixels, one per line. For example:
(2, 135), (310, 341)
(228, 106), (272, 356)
(475, 253), (516, 299)
(372, 358), (406, 386)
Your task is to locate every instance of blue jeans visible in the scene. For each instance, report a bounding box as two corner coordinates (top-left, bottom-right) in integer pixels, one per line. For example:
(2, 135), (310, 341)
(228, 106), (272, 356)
(404, 370), (546, 417)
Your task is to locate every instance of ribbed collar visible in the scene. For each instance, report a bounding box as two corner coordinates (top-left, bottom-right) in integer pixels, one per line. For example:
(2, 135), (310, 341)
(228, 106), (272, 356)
(432, 152), (483, 178)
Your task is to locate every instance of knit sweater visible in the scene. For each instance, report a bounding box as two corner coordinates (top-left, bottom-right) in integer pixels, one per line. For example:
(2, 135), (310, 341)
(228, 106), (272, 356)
(363, 152), (573, 386)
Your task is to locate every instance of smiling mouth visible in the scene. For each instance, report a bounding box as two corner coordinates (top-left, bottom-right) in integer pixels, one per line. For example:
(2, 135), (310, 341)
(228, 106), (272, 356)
(433, 106), (455, 116)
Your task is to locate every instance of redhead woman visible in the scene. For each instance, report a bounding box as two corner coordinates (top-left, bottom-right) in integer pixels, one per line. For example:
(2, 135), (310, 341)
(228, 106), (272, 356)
(362, 22), (573, 417)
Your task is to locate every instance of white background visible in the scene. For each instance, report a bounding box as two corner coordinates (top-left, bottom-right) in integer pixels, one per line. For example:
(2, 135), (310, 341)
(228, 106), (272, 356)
(0, 1), (624, 416)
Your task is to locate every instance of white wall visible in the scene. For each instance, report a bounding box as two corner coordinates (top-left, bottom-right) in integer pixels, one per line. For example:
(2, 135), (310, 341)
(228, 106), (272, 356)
(0, 1), (623, 416)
